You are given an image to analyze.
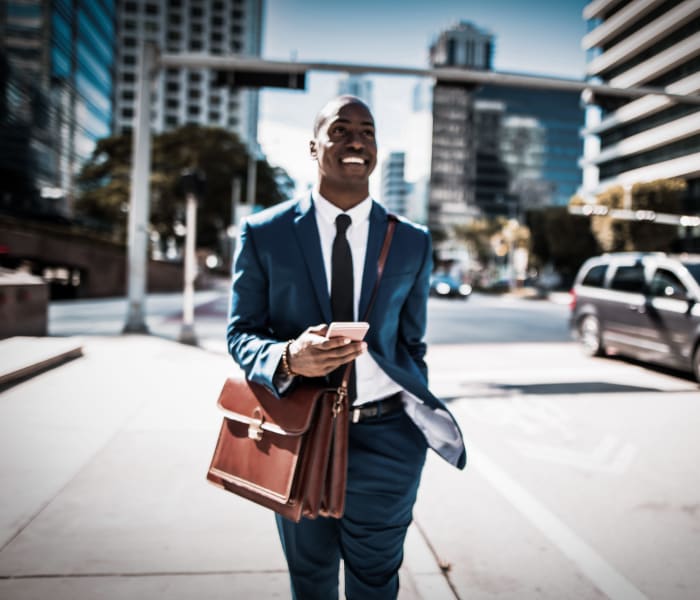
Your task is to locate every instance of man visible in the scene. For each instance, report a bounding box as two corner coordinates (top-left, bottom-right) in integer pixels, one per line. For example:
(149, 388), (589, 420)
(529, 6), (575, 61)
(227, 95), (465, 599)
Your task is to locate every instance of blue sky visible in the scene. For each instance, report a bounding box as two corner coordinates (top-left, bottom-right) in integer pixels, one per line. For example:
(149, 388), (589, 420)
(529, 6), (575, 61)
(257, 0), (589, 194)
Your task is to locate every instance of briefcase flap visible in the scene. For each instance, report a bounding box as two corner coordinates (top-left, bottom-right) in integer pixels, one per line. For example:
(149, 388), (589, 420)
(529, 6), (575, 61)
(216, 376), (326, 436)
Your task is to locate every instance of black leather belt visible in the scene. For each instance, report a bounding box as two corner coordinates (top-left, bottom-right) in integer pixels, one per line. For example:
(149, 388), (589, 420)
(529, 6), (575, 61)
(350, 392), (403, 423)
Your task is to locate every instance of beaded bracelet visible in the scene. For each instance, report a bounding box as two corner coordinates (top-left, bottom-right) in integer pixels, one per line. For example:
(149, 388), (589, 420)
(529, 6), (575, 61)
(280, 339), (297, 378)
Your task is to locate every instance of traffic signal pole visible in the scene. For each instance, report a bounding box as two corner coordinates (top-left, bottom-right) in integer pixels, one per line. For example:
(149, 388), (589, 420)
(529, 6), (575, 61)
(124, 45), (700, 336)
(123, 41), (157, 334)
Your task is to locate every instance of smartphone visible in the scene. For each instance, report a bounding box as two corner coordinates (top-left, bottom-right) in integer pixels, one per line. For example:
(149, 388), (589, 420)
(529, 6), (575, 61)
(326, 321), (370, 341)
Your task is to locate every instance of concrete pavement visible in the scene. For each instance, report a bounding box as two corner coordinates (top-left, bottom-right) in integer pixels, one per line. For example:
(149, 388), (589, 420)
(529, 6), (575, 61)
(0, 334), (456, 599)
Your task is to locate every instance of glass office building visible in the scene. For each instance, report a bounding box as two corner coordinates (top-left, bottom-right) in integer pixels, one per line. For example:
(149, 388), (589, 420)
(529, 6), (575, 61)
(427, 21), (585, 230)
(0, 0), (115, 214)
(477, 85), (584, 213)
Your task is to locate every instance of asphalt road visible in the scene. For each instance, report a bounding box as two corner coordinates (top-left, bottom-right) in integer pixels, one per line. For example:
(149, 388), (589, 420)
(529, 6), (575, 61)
(49, 286), (574, 349)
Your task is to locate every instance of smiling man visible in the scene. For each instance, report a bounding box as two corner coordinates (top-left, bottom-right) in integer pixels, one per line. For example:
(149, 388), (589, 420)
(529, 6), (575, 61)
(227, 95), (465, 600)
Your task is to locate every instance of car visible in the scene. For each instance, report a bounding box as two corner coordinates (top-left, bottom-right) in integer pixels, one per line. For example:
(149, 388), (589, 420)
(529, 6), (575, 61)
(570, 252), (700, 382)
(429, 273), (472, 299)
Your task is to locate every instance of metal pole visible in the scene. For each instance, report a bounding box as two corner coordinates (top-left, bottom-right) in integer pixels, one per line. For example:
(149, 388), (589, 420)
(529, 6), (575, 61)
(179, 192), (198, 345)
(246, 154), (257, 207)
(123, 42), (157, 333)
(230, 176), (241, 268)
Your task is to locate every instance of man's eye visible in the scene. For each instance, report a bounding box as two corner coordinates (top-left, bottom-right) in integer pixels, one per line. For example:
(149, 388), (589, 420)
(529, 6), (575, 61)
(364, 130), (375, 138)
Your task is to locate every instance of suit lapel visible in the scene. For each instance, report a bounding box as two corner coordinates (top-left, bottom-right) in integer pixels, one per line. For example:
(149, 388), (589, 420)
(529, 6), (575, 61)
(358, 201), (388, 320)
(293, 194), (332, 323)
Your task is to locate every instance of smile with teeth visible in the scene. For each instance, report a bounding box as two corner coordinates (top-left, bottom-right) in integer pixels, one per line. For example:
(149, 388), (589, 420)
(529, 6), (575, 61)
(341, 157), (365, 164)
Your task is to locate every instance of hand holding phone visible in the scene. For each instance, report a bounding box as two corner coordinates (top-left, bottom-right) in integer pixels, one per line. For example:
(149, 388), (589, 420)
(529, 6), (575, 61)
(325, 321), (370, 341)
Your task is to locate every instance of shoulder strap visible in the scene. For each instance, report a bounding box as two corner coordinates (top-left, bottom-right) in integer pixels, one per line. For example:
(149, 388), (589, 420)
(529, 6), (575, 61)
(361, 214), (398, 322)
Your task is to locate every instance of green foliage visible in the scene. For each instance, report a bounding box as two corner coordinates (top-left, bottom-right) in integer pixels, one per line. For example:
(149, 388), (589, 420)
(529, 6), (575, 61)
(453, 218), (506, 266)
(526, 206), (599, 283)
(583, 179), (687, 253)
(75, 125), (293, 247)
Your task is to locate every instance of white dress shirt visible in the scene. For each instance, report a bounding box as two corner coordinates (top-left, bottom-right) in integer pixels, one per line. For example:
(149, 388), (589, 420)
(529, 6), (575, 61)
(312, 190), (403, 407)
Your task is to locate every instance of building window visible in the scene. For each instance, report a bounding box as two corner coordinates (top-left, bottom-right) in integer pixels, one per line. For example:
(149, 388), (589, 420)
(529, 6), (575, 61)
(166, 116), (178, 127)
(122, 108), (134, 119)
(188, 72), (202, 82)
(122, 72), (135, 83)
(166, 82), (179, 92)
(209, 111), (220, 121)
(188, 105), (200, 116)
(145, 3), (158, 15)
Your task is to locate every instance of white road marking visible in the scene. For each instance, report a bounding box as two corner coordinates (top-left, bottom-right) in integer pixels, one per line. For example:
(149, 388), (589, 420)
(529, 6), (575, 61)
(510, 435), (638, 474)
(468, 440), (648, 600)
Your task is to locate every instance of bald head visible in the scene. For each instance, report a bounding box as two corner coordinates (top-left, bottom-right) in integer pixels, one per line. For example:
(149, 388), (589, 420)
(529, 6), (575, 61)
(313, 95), (373, 137)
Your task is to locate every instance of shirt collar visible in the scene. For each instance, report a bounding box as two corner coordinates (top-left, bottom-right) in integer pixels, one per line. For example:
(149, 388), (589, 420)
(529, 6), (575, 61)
(312, 188), (372, 229)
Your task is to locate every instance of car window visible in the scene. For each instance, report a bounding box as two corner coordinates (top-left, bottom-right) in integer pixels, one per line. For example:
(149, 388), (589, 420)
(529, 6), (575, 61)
(581, 264), (606, 287)
(683, 263), (700, 286)
(610, 264), (645, 292)
(649, 269), (687, 299)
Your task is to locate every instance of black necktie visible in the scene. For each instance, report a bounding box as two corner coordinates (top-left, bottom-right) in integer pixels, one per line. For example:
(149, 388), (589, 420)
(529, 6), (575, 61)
(330, 213), (356, 401)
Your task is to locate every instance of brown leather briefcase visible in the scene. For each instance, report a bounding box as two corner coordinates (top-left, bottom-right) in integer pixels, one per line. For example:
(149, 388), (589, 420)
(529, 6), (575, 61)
(206, 376), (349, 522)
(207, 215), (397, 522)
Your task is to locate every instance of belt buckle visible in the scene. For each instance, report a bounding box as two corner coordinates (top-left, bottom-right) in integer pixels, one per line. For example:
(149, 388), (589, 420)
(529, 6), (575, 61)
(352, 407), (361, 423)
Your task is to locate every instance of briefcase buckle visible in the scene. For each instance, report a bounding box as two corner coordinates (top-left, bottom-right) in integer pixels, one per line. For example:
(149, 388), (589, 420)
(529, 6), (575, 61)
(248, 408), (264, 441)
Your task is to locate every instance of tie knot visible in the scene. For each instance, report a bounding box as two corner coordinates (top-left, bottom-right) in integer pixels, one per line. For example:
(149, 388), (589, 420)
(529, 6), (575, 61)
(335, 213), (352, 235)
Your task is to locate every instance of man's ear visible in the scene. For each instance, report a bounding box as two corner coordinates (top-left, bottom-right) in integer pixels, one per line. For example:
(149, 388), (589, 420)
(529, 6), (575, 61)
(309, 140), (317, 159)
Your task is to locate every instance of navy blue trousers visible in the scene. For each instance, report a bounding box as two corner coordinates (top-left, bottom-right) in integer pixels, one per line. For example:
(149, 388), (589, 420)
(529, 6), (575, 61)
(275, 407), (428, 600)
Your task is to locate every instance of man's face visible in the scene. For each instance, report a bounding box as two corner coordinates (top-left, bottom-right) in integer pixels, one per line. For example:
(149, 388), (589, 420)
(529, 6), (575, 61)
(310, 99), (377, 189)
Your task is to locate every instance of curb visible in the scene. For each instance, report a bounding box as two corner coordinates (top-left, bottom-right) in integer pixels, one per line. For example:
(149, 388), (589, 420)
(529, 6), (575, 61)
(0, 336), (83, 386)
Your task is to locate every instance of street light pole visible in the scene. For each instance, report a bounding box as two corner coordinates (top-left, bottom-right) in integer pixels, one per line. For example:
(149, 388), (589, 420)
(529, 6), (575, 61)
(179, 190), (198, 345)
(178, 169), (205, 346)
(123, 42), (157, 333)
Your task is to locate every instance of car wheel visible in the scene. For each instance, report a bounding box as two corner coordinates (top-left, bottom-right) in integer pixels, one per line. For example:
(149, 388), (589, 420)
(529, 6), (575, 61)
(579, 315), (604, 357)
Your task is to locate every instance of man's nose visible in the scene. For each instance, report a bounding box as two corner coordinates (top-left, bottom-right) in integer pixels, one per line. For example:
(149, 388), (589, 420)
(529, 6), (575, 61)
(345, 131), (364, 148)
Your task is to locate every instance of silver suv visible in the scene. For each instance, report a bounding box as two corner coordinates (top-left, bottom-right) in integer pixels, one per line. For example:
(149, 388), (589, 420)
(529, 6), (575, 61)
(570, 252), (700, 382)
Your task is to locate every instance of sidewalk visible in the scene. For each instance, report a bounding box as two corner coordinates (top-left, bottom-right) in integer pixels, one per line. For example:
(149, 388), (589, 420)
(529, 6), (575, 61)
(0, 334), (455, 599)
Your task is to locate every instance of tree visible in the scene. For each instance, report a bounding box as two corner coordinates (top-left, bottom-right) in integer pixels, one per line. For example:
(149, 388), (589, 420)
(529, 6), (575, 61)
(628, 179), (686, 251)
(75, 125), (293, 247)
(581, 178), (687, 253)
(526, 206), (599, 285)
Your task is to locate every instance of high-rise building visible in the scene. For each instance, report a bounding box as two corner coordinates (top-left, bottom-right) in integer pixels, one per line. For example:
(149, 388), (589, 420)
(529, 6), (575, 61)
(381, 152), (408, 216)
(337, 74), (373, 109)
(0, 0), (116, 213)
(476, 85), (584, 213)
(427, 21), (585, 232)
(113, 0), (263, 148)
(579, 0), (700, 209)
(428, 21), (492, 232)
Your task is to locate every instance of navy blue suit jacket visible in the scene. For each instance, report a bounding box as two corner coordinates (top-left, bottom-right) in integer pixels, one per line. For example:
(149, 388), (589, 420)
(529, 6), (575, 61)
(227, 195), (466, 469)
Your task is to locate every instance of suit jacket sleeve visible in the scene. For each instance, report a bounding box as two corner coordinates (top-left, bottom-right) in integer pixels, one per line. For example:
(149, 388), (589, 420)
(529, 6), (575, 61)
(226, 219), (287, 397)
(399, 229), (432, 382)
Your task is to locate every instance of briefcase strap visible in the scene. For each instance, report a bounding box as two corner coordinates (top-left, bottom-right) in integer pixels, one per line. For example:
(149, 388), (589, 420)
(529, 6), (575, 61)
(338, 214), (398, 391)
